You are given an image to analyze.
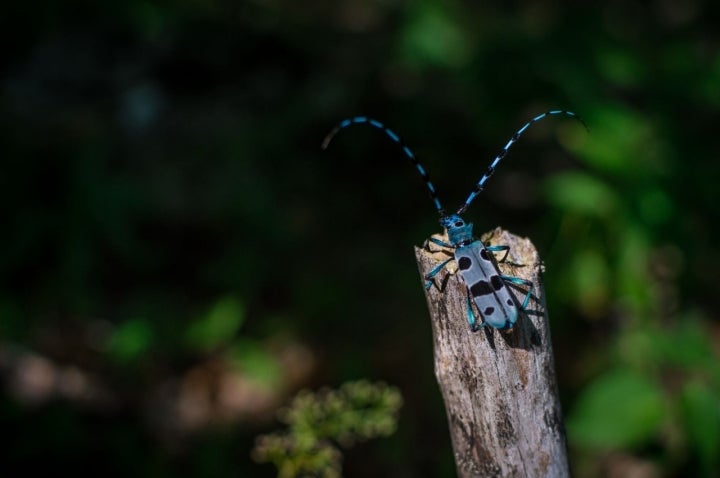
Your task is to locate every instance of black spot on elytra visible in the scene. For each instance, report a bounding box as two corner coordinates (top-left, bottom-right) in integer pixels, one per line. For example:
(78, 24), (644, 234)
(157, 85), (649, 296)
(507, 299), (514, 306)
(470, 281), (493, 296)
(484, 307), (495, 316)
(458, 256), (472, 270)
(491, 275), (504, 290)
(480, 249), (490, 261)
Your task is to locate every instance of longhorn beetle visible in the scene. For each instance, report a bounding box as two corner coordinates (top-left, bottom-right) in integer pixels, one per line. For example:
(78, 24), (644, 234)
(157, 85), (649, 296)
(322, 111), (586, 331)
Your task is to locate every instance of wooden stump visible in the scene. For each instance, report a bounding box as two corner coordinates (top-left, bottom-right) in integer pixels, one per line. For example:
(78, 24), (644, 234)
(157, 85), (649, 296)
(414, 228), (569, 478)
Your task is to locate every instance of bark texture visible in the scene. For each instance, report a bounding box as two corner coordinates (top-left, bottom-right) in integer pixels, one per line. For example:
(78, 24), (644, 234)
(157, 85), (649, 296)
(414, 228), (569, 478)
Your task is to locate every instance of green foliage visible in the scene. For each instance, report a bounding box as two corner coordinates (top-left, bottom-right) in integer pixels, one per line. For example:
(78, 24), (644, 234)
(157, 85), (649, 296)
(554, 114), (719, 472)
(681, 381), (720, 477)
(2, 1), (720, 476)
(227, 338), (282, 387)
(401, 3), (471, 69)
(567, 317), (720, 475)
(567, 369), (665, 449)
(545, 172), (620, 219)
(185, 297), (245, 352)
(107, 317), (154, 363)
(547, 88), (720, 475)
(253, 381), (403, 478)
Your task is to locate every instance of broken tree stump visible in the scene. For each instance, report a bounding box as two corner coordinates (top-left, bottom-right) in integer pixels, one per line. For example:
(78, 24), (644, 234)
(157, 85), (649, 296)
(414, 227), (569, 478)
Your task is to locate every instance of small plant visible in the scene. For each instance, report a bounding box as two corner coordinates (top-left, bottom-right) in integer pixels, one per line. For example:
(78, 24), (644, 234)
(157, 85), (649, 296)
(253, 380), (403, 478)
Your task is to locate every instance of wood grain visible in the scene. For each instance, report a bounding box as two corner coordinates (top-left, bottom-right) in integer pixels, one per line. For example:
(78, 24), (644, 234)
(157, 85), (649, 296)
(414, 228), (569, 478)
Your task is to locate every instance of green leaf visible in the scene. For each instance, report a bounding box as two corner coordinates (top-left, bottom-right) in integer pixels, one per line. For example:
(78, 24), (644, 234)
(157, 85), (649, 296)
(659, 317), (716, 369)
(400, 3), (470, 68)
(185, 297), (244, 352)
(597, 48), (646, 87)
(680, 381), (720, 476)
(576, 106), (660, 175)
(227, 338), (281, 387)
(107, 318), (153, 363)
(615, 225), (651, 308)
(567, 369), (665, 449)
(544, 172), (620, 219)
(569, 248), (610, 316)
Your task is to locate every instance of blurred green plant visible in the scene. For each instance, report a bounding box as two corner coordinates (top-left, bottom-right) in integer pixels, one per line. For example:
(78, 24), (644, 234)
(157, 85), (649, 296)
(252, 380), (403, 478)
(185, 296), (245, 352)
(107, 317), (154, 363)
(3, 1), (720, 476)
(546, 103), (720, 476)
(566, 318), (720, 476)
(185, 296), (283, 387)
(567, 369), (665, 449)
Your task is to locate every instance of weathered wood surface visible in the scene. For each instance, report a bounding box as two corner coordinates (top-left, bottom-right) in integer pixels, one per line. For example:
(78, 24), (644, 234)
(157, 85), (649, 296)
(414, 228), (569, 478)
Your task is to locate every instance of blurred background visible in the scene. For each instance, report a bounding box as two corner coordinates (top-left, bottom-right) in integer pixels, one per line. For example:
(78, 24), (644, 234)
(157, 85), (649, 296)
(1, 1), (719, 477)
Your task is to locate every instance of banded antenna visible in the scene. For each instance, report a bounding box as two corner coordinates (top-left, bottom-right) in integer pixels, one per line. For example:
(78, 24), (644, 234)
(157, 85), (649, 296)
(456, 110), (588, 215)
(322, 116), (446, 215)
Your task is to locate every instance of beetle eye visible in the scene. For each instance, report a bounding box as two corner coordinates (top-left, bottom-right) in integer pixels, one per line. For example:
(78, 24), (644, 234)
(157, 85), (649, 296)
(455, 221), (463, 227)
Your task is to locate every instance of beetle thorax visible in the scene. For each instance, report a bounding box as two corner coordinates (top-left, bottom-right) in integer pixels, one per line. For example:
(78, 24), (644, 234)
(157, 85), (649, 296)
(440, 214), (475, 247)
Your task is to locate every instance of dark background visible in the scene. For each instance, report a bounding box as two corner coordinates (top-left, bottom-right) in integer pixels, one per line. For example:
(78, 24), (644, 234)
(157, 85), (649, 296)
(2, 1), (719, 477)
